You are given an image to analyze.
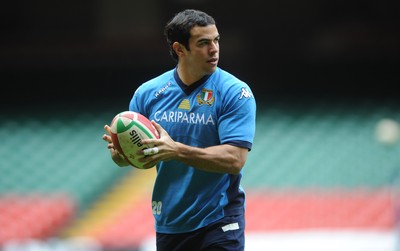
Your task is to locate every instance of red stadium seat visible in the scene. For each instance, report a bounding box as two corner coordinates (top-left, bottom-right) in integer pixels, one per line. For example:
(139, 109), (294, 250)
(0, 194), (75, 245)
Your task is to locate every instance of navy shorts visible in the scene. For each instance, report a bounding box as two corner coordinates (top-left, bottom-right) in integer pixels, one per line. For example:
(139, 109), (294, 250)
(156, 214), (245, 251)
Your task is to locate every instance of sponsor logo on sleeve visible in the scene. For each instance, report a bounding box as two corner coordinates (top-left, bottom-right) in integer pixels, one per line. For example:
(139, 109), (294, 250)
(239, 87), (253, 100)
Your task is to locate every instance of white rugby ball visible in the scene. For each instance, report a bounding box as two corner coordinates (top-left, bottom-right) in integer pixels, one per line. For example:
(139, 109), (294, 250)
(110, 111), (159, 169)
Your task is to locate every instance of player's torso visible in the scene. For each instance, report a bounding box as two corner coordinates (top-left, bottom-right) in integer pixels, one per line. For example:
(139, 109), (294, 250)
(147, 76), (220, 148)
(132, 68), (252, 233)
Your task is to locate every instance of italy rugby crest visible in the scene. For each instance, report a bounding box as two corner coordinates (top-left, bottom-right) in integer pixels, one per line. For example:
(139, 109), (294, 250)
(197, 88), (215, 106)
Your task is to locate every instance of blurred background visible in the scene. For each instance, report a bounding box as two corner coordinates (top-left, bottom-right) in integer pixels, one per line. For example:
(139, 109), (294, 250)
(1, 0), (400, 250)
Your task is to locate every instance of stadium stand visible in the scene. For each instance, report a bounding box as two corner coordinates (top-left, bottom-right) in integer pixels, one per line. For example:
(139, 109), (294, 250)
(243, 98), (400, 189)
(61, 167), (156, 249)
(1, 98), (400, 250)
(0, 194), (74, 245)
(0, 110), (132, 249)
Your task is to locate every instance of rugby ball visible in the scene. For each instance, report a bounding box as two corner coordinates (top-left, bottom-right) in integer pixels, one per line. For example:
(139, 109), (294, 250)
(110, 111), (159, 169)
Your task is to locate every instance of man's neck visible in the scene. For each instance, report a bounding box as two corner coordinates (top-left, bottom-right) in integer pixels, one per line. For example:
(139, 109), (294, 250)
(176, 65), (202, 86)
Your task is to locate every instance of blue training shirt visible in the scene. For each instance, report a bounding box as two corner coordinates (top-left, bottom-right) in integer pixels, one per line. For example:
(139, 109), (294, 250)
(129, 67), (256, 234)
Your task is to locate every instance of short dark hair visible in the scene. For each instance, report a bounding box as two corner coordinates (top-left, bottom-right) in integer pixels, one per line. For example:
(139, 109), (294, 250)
(164, 9), (216, 61)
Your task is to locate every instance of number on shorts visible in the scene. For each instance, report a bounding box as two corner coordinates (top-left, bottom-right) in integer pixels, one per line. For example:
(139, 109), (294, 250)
(152, 201), (162, 215)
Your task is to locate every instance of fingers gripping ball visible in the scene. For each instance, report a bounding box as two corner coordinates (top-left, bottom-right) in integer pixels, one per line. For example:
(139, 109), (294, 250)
(110, 111), (159, 169)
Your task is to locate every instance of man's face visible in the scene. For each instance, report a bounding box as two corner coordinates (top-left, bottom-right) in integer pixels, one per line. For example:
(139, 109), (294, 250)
(184, 25), (220, 77)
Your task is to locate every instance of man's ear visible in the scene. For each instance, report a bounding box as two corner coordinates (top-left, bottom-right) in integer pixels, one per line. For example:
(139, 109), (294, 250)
(172, 42), (185, 57)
